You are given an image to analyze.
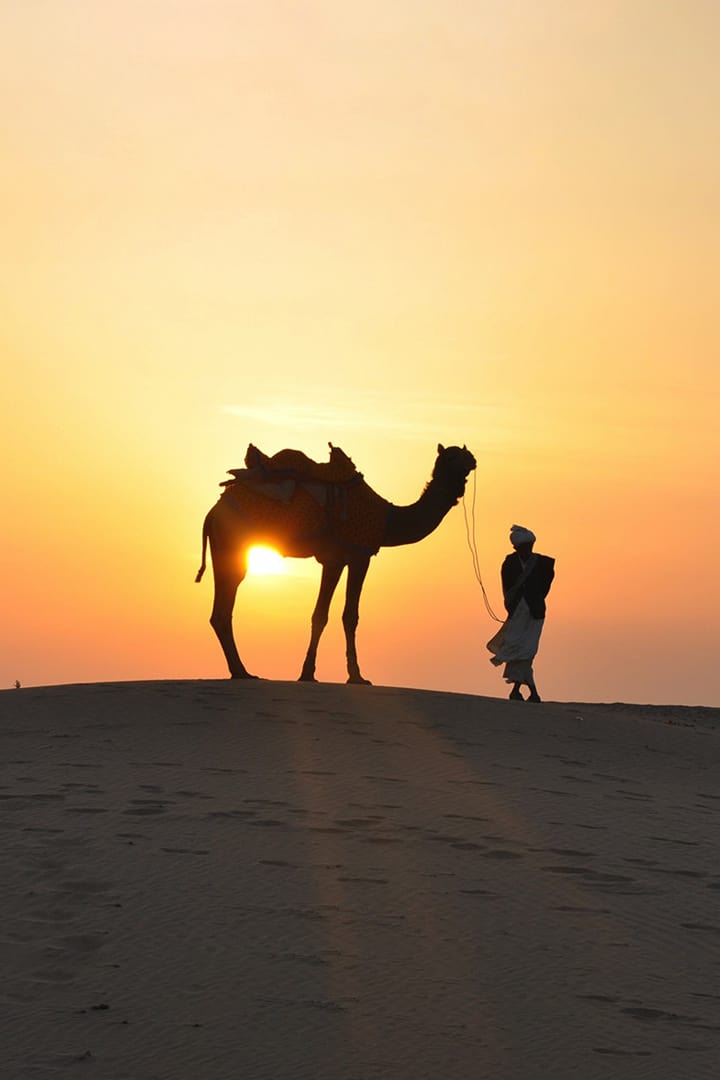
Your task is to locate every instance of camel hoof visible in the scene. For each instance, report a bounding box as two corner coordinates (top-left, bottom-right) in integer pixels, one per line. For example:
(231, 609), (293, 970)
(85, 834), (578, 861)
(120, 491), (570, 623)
(298, 672), (317, 683)
(347, 676), (372, 685)
(230, 672), (259, 680)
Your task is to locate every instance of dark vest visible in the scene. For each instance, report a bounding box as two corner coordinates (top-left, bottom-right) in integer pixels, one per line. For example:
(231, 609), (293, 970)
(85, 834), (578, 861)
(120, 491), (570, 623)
(501, 552), (555, 619)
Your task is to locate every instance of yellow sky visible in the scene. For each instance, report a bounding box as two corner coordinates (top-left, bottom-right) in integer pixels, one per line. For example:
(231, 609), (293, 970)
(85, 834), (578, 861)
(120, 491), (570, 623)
(2, 1), (718, 703)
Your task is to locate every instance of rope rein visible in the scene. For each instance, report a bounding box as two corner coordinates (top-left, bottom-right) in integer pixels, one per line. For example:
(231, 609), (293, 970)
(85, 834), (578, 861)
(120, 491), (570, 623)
(462, 471), (504, 623)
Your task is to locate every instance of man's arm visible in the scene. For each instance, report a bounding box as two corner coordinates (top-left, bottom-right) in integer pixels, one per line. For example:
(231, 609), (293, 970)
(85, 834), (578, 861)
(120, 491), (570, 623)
(501, 555), (519, 614)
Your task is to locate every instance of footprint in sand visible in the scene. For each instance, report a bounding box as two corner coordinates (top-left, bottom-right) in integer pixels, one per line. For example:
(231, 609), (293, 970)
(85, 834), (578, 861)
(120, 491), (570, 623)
(244, 798), (291, 806)
(362, 775), (408, 784)
(593, 1049), (652, 1057)
(334, 817), (385, 827)
(541, 847), (596, 858)
(57, 879), (112, 895)
(161, 847), (209, 855)
(649, 868), (707, 879)
(541, 866), (633, 882)
(249, 819), (292, 829)
(557, 906), (611, 914)
(61, 931), (109, 953)
(132, 761), (183, 769)
(529, 787), (579, 799)
(337, 876), (388, 885)
(201, 766), (247, 775)
(577, 993), (620, 1003)
(649, 835), (700, 847)
(443, 813), (491, 823)
(122, 799), (172, 815)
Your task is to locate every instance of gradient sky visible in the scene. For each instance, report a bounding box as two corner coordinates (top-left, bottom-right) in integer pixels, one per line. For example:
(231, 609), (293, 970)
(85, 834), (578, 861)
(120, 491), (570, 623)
(2, 1), (718, 705)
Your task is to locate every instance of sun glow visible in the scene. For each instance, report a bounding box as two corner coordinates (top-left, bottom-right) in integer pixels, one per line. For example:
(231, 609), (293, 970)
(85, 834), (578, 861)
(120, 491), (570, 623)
(247, 546), (286, 576)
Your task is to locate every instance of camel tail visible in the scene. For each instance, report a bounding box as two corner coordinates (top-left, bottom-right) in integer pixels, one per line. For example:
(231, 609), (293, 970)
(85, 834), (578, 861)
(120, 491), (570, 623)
(195, 515), (209, 583)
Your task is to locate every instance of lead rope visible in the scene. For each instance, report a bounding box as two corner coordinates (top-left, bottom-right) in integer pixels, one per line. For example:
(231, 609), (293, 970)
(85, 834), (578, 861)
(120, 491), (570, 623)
(462, 470), (504, 623)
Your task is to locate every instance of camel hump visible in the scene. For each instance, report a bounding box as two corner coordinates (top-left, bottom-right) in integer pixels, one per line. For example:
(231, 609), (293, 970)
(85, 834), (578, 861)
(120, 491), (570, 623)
(244, 443), (359, 484)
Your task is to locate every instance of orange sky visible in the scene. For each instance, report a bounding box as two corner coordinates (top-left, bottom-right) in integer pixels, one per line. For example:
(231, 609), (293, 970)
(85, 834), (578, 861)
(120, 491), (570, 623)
(2, 1), (718, 704)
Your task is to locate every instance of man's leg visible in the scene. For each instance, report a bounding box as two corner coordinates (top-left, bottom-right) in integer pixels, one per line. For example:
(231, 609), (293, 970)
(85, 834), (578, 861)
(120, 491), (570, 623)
(526, 680), (541, 703)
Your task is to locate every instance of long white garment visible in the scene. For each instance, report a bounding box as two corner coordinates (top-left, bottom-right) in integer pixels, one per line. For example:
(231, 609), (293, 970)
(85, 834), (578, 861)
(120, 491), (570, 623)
(486, 598), (544, 684)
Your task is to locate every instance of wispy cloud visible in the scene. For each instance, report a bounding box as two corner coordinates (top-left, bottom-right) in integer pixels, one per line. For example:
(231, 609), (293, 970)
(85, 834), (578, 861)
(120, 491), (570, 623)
(222, 394), (496, 440)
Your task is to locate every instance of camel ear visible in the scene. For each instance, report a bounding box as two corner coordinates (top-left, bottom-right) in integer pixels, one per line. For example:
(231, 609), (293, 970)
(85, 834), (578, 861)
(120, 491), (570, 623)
(438, 443), (445, 453)
(462, 444), (467, 451)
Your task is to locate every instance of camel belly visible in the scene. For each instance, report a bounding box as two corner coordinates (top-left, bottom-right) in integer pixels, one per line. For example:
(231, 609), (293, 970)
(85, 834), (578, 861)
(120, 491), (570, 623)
(216, 484), (325, 555)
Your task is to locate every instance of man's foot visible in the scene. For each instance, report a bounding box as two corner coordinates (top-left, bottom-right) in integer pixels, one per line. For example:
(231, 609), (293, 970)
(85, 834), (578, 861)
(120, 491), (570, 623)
(509, 687), (524, 701)
(527, 692), (542, 703)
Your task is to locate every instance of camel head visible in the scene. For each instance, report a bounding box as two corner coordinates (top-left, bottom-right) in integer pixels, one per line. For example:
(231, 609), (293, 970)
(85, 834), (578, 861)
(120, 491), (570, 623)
(432, 443), (477, 503)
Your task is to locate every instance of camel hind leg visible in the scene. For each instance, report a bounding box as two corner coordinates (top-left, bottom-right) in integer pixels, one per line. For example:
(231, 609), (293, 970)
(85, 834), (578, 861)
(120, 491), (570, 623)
(209, 553), (257, 679)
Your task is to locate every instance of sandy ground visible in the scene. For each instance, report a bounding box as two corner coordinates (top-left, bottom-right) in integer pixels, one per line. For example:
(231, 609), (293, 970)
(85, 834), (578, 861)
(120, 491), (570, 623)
(2, 680), (720, 1080)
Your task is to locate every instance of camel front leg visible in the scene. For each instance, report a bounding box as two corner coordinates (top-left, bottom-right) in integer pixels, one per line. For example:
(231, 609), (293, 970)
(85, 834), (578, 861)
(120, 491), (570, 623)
(343, 555), (372, 685)
(299, 562), (344, 682)
(210, 563), (256, 679)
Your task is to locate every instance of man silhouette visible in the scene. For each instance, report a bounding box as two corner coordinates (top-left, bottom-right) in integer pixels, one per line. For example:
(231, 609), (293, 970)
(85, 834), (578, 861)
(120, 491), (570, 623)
(487, 524), (555, 702)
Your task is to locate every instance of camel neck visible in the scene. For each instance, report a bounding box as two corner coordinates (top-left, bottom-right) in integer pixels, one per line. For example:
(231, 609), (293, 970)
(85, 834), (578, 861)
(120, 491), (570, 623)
(381, 478), (459, 548)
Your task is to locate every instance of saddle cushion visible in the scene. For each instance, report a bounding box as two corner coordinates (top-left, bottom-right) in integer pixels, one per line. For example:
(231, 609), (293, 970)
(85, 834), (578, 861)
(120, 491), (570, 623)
(244, 444), (358, 484)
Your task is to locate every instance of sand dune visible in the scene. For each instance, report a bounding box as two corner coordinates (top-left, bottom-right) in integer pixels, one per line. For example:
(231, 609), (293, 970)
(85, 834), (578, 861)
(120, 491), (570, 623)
(2, 680), (719, 1079)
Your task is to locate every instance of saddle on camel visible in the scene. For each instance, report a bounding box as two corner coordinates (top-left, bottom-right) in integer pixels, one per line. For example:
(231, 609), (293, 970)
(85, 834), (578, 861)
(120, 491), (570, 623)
(239, 443), (359, 485)
(218, 442), (390, 557)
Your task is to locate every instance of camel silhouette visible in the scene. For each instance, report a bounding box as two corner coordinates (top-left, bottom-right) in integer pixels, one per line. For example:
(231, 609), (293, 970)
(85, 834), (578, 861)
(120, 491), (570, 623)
(196, 443), (477, 683)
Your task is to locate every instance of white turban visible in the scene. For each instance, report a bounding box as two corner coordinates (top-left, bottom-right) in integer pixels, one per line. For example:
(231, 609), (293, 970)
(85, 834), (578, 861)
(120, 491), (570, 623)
(510, 524), (536, 548)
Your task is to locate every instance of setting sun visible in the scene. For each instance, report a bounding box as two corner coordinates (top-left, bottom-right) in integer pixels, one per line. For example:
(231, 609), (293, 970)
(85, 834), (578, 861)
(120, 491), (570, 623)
(247, 546), (286, 576)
